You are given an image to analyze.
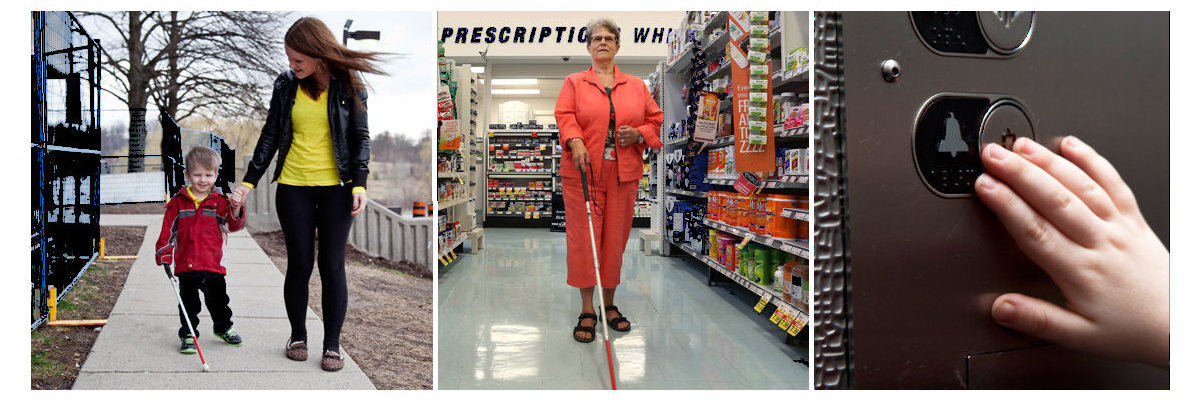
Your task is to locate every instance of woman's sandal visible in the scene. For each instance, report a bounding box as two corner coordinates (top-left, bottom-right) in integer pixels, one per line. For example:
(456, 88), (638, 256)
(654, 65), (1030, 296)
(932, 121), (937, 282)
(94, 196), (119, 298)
(605, 306), (632, 332)
(573, 312), (599, 343)
(285, 339), (308, 361)
(321, 350), (344, 372)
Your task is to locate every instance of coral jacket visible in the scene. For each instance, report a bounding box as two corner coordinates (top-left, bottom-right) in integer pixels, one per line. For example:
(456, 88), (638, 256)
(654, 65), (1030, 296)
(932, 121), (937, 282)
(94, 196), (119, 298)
(155, 186), (246, 276)
(555, 65), (664, 182)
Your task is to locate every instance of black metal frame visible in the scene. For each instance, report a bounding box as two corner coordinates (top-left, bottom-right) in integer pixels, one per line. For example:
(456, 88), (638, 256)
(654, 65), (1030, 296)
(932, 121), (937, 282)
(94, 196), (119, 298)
(32, 11), (102, 329)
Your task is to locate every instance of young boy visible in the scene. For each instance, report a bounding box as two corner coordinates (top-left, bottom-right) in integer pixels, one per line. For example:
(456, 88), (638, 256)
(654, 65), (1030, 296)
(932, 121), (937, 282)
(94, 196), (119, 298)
(155, 146), (247, 354)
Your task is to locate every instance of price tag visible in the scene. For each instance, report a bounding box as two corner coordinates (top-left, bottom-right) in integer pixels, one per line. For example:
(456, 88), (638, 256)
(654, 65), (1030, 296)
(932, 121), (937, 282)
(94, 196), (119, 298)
(778, 314), (793, 330)
(788, 320), (805, 336)
(753, 294), (770, 313)
(769, 309), (783, 324)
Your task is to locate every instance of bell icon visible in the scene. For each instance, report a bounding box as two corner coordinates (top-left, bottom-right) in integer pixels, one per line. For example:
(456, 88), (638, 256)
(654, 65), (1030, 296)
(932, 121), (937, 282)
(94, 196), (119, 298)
(938, 112), (969, 157)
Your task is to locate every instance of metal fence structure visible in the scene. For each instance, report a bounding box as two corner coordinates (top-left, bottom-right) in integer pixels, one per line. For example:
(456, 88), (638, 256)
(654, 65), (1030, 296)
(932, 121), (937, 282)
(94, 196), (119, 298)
(32, 11), (102, 329)
(242, 156), (434, 270)
(100, 111), (237, 204)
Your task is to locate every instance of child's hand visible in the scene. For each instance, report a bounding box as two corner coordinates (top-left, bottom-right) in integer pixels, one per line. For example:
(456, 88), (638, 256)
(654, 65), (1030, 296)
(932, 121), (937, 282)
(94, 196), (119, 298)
(975, 136), (1169, 370)
(229, 190), (244, 207)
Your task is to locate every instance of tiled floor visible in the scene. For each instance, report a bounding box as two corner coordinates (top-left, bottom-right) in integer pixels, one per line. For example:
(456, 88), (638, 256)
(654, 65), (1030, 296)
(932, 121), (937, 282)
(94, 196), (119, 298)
(438, 228), (808, 390)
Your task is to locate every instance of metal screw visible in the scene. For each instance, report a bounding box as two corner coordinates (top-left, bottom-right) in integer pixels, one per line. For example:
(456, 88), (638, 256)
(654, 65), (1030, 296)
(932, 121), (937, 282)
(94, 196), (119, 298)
(882, 59), (901, 82)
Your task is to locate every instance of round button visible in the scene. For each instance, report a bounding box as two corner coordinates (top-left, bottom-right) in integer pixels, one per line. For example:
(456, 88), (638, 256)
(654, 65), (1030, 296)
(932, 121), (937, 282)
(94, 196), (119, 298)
(977, 11), (1034, 54)
(980, 101), (1035, 152)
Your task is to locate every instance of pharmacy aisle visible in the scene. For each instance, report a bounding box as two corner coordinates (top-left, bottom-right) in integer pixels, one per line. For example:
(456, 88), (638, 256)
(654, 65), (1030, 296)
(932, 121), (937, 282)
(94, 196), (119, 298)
(438, 229), (807, 389)
(437, 11), (808, 390)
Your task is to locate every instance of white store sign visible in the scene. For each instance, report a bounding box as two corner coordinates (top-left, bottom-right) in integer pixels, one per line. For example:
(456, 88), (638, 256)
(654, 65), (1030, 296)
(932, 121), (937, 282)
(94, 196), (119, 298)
(438, 11), (679, 60)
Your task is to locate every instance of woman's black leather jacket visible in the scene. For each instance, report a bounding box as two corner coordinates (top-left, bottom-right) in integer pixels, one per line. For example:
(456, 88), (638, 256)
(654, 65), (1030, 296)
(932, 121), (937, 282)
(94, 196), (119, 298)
(243, 70), (370, 188)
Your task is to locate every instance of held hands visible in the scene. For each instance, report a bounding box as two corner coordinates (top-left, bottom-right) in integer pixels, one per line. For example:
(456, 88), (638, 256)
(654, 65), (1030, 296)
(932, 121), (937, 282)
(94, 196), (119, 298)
(616, 125), (641, 146)
(229, 185), (249, 213)
(351, 192), (367, 217)
(975, 136), (1169, 370)
(231, 185), (252, 208)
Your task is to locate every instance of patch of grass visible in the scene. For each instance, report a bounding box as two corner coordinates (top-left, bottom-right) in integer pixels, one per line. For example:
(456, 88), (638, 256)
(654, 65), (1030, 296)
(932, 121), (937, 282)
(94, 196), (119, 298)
(33, 330), (60, 347)
(56, 298), (79, 312)
(31, 351), (66, 378)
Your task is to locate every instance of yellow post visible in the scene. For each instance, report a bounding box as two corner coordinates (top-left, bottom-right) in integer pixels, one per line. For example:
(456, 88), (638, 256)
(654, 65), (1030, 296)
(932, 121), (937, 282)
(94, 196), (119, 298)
(99, 237), (106, 259)
(48, 286), (57, 322)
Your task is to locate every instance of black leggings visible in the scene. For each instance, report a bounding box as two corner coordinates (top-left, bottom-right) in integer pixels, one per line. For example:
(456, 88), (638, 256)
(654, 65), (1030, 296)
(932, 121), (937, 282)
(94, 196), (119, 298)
(276, 184), (354, 353)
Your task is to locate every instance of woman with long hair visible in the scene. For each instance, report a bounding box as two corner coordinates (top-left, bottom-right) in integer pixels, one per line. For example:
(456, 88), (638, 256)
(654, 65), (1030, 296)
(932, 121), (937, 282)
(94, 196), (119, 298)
(230, 16), (385, 372)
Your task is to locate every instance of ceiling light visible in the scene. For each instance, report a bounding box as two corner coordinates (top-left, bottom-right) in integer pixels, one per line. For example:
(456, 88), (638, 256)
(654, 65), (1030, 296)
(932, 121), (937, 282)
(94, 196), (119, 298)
(492, 89), (540, 95)
(490, 79), (539, 86)
(470, 66), (485, 74)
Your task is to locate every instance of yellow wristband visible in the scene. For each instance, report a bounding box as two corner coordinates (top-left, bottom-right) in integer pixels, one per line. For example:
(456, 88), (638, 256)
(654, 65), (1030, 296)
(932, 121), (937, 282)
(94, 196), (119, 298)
(240, 182), (255, 189)
(352, 186), (366, 195)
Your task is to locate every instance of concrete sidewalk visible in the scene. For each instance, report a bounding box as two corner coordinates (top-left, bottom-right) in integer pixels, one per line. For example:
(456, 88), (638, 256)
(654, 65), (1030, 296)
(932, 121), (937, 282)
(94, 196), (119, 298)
(74, 214), (376, 389)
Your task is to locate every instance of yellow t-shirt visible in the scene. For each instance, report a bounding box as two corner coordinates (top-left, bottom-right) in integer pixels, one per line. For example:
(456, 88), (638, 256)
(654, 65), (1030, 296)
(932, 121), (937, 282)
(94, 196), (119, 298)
(186, 186), (209, 209)
(279, 86), (342, 186)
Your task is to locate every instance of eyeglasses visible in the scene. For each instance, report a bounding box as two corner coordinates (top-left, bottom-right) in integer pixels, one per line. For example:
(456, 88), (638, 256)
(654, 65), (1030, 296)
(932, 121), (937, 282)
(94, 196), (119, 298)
(590, 35), (617, 44)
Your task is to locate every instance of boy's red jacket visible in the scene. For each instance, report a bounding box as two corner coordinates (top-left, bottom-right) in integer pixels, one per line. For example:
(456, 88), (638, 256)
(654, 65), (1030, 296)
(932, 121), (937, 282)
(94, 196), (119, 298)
(155, 186), (246, 275)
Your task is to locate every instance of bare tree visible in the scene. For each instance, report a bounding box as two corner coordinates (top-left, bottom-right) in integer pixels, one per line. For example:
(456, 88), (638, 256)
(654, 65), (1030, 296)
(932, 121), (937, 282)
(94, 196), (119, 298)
(82, 11), (288, 171)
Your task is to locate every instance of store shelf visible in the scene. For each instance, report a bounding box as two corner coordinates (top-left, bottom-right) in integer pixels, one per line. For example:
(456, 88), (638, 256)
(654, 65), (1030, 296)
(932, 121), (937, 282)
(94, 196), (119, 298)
(666, 42), (695, 75)
(772, 66), (809, 94)
(703, 219), (810, 259)
(489, 143), (550, 148)
(664, 136), (690, 147)
(769, 28), (782, 52)
(489, 169), (555, 174)
(487, 196), (551, 201)
(703, 11), (729, 33)
(704, 175), (809, 189)
(666, 188), (706, 198)
(775, 124), (808, 139)
(702, 31), (729, 58)
(487, 211), (553, 217)
(438, 171), (467, 180)
(437, 196), (472, 211)
(764, 175), (809, 188)
(440, 235), (467, 258)
(673, 239), (808, 325)
(702, 135), (736, 148)
(703, 61), (731, 82)
(490, 130), (557, 137)
(488, 186), (553, 192)
(491, 155), (558, 160)
(781, 208), (809, 221)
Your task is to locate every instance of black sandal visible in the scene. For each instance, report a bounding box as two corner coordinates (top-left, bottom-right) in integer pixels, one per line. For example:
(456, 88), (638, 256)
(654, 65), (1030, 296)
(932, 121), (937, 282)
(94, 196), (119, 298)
(573, 312), (598, 343)
(605, 306), (632, 332)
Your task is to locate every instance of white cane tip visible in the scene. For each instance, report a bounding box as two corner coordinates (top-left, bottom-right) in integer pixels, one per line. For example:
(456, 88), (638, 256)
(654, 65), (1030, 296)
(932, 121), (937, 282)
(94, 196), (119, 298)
(203, 364), (210, 372)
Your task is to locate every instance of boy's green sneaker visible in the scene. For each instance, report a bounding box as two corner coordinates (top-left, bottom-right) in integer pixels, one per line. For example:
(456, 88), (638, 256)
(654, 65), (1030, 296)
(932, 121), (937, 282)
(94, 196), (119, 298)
(179, 336), (197, 354)
(214, 328), (243, 346)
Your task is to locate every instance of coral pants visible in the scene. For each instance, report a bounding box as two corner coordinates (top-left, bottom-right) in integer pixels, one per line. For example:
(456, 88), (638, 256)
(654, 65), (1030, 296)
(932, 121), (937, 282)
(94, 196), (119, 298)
(564, 161), (639, 289)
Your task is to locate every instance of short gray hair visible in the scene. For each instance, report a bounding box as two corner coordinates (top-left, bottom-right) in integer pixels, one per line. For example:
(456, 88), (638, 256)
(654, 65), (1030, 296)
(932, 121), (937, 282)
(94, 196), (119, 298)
(586, 18), (620, 45)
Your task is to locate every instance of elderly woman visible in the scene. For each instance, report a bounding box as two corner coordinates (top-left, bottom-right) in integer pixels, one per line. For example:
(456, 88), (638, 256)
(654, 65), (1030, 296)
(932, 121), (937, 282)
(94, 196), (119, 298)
(554, 18), (664, 343)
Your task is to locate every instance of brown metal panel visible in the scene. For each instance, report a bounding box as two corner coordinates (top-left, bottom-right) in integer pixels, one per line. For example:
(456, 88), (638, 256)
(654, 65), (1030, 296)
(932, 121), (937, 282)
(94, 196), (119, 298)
(967, 346), (1169, 389)
(829, 11), (1168, 389)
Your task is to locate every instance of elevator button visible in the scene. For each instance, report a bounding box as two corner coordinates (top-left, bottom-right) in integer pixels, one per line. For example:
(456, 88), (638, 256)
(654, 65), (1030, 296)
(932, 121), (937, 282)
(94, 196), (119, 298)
(913, 97), (991, 197)
(977, 12), (1034, 54)
(980, 101), (1035, 151)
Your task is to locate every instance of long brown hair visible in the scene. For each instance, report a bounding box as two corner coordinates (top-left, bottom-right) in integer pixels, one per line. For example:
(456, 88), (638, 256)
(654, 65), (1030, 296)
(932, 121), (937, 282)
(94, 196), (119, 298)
(285, 17), (387, 108)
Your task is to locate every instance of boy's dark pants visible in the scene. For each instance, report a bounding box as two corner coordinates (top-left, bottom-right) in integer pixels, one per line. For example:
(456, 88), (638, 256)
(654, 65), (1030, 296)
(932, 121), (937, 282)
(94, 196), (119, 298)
(176, 270), (233, 338)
